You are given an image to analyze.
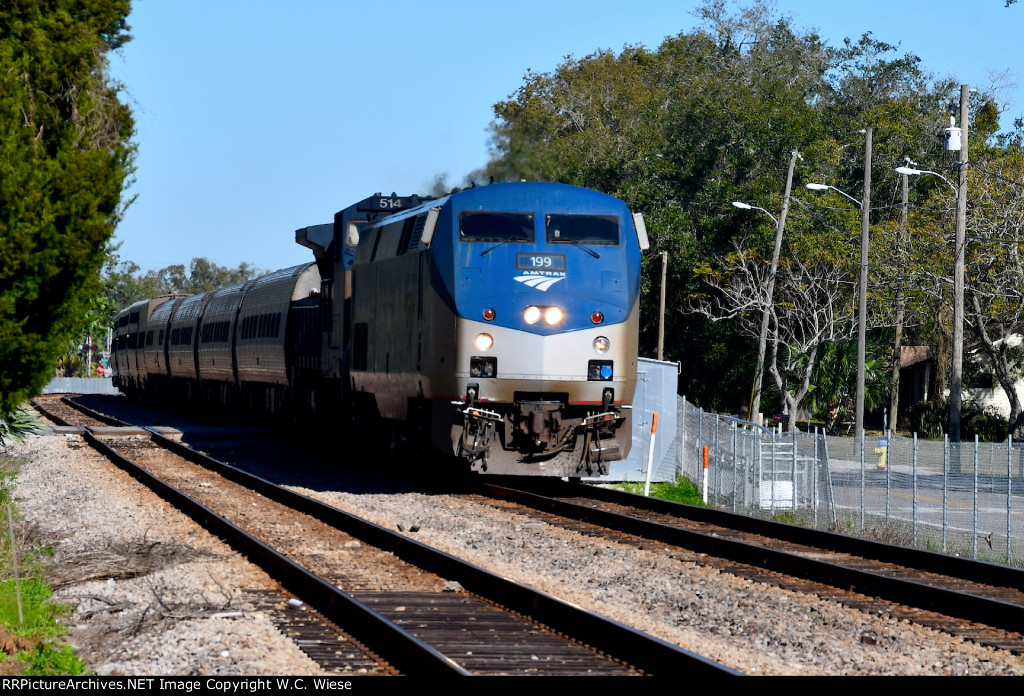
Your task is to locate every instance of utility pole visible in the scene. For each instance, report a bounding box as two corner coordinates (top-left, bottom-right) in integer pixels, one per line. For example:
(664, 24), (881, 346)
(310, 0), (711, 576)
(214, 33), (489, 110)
(951, 84), (969, 444)
(657, 250), (667, 361)
(855, 127), (872, 440)
(750, 149), (799, 426)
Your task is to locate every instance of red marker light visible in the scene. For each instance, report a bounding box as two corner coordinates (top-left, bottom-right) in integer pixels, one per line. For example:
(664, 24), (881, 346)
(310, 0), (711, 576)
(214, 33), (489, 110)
(483, 308), (496, 321)
(591, 312), (604, 324)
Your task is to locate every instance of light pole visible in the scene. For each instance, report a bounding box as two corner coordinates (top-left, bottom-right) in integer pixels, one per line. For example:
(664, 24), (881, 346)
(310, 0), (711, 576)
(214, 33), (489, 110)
(732, 200), (777, 426)
(952, 84), (970, 445)
(891, 163), (912, 437)
(731, 151), (800, 428)
(657, 250), (667, 360)
(894, 82), (969, 446)
(804, 127), (872, 440)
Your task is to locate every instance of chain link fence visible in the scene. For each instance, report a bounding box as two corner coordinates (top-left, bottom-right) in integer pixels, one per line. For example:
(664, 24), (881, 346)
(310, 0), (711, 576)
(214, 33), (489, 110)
(676, 396), (1024, 568)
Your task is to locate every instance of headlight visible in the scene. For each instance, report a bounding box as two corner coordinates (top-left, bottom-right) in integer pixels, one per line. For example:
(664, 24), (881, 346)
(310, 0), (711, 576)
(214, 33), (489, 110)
(593, 336), (610, 353)
(474, 333), (493, 351)
(524, 305), (564, 325)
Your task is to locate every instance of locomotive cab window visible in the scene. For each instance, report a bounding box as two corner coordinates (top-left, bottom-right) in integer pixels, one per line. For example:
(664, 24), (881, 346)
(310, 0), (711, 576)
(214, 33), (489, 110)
(459, 211), (534, 242)
(545, 214), (620, 245)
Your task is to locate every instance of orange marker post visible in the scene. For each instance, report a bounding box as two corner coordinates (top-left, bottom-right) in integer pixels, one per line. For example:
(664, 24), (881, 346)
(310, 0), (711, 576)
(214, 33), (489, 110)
(643, 412), (659, 497)
(702, 446), (709, 504)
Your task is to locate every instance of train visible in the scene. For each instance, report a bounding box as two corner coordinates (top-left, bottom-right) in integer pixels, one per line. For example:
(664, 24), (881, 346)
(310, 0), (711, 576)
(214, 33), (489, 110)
(111, 181), (649, 476)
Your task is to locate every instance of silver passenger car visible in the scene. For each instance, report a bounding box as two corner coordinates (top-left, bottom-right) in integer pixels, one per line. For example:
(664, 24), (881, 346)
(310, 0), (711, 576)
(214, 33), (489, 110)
(166, 292), (210, 385)
(196, 283), (246, 386)
(235, 263), (320, 388)
(142, 295), (190, 386)
(111, 295), (176, 396)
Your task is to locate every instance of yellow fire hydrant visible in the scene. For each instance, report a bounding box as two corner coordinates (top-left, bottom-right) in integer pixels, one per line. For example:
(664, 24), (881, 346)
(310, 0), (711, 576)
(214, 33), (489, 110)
(874, 439), (887, 469)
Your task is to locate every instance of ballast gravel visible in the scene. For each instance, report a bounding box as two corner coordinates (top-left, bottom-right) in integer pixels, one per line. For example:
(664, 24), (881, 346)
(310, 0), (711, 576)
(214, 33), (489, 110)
(7, 433), (326, 677)
(7, 428), (1024, 676)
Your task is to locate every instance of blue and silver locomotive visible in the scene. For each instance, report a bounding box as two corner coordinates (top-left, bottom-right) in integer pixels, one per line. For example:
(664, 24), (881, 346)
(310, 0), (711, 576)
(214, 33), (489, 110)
(114, 181), (649, 477)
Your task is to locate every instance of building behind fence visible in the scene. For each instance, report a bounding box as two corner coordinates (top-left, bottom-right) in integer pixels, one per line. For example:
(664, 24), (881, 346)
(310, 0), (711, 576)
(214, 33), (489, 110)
(676, 396), (1024, 568)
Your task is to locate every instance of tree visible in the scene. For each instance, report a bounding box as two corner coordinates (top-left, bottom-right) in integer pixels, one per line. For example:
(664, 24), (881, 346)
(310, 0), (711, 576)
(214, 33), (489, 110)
(47, 253), (262, 379)
(960, 150), (1024, 438)
(692, 241), (857, 429)
(484, 0), (953, 412)
(98, 252), (264, 326)
(0, 1), (134, 414)
(808, 340), (891, 434)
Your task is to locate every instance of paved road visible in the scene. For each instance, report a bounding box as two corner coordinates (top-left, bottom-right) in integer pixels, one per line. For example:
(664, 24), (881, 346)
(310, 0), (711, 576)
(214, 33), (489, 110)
(826, 455), (1024, 561)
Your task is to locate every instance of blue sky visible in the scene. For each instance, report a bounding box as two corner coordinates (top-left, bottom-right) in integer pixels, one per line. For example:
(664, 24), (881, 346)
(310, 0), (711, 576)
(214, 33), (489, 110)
(109, 0), (1024, 273)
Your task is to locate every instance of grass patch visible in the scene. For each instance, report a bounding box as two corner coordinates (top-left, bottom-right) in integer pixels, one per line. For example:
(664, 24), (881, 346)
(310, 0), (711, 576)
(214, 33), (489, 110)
(0, 454), (89, 676)
(770, 511), (801, 525)
(0, 579), (87, 676)
(616, 475), (706, 506)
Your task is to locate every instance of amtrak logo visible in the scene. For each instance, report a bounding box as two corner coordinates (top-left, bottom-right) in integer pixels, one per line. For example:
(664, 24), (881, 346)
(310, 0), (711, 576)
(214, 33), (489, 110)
(514, 272), (566, 292)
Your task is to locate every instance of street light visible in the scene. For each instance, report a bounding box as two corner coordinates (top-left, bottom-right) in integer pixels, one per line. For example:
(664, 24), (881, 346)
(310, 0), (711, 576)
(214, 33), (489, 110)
(895, 82), (969, 447)
(894, 166), (957, 193)
(732, 199), (783, 427)
(731, 200), (778, 224)
(893, 165), (964, 437)
(805, 183), (863, 209)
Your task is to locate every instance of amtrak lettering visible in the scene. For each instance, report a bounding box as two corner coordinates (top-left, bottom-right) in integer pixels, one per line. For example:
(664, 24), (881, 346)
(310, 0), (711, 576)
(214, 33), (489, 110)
(514, 271), (566, 291)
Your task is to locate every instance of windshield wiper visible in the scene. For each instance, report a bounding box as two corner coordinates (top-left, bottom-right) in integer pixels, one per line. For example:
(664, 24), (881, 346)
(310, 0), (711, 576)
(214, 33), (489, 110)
(565, 239), (600, 258)
(479, 239), (527, 256)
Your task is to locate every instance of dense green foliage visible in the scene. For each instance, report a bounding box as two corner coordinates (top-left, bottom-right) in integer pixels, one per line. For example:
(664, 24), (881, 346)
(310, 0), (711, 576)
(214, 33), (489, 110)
(0, 1), (134, 415)
(808, 341), (890, 435)
(47, 255), (262, 379)
(483, 0), (1024, 431)
(102, 255), (264, 313)
(904, 399), (1008, 442)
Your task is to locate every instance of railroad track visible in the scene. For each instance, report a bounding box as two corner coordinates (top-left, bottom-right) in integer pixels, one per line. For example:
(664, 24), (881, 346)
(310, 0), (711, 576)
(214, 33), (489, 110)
(31, 394), (126, 428)
(474, 478), (1024, 654)
(31, 397), (736, 676)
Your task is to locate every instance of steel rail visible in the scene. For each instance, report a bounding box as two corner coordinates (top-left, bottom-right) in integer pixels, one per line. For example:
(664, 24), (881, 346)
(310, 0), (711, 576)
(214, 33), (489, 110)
(82, 430), (471, 677)
(569, 480), (1024, 591)
(478, 480), (1024, 634)
(145, 431), (738, 676)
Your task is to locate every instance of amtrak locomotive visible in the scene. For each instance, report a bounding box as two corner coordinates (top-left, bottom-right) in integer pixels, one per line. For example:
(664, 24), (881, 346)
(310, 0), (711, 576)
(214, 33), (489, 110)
(112, 182), (649, 477)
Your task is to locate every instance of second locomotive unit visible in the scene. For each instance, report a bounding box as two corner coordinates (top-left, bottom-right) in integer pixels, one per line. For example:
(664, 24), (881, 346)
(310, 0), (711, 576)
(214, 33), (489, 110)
(113, 182), (649, 477)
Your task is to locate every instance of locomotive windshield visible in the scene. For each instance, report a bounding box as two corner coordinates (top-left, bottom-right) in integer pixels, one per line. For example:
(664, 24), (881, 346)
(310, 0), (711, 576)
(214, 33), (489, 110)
(545, 214), (619, 245)
(459, 211), (534, 242)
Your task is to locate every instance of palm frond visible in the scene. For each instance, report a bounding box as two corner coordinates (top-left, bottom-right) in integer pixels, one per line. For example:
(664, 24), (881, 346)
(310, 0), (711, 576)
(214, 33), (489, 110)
(0, 408), (44, 449)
